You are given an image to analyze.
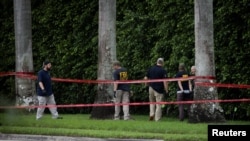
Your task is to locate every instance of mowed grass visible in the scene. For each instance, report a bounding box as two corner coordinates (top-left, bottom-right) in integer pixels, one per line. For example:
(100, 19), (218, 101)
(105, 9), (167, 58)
(0, 111), (249, 141)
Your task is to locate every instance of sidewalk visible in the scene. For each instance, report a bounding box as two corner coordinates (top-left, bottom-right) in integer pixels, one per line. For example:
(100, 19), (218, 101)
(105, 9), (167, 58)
(0, 133), (164, 141)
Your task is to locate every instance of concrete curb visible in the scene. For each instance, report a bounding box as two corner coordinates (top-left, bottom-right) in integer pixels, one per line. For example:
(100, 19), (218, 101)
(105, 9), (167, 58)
(0, 133), (164, 141)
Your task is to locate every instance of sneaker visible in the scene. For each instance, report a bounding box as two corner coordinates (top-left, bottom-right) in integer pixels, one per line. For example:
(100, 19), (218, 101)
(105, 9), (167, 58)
(124, 117), (134, 120)
(53, 116), (63, 119)
(149, 116), (154, 121)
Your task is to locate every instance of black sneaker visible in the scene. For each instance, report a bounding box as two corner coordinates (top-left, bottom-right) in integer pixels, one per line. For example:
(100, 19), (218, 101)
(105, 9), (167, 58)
(149, 116), (154, 121)
(53, 116), (63, 119)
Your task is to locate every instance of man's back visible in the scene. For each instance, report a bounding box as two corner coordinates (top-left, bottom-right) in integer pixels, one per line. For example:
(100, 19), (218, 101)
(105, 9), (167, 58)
(146, 65), (167, 93)
(113, 67), (130, 92)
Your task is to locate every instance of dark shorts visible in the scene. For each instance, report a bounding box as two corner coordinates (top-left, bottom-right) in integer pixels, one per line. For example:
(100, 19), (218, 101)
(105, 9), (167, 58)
(184, 91), (193, 101)
(177, 91), (193, 101)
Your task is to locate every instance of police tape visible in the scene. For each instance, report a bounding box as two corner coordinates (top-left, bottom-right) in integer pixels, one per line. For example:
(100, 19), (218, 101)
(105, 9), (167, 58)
(0, 71), (250, 110)
(0, 71), (215, 84)
(1, 71), (250, 88)
(196, 82), (250, 89)
(0, 98), (250, 109)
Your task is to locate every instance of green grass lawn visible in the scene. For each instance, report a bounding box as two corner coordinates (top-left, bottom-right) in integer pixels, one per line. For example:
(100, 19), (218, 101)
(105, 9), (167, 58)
(0, 111), (249, 141)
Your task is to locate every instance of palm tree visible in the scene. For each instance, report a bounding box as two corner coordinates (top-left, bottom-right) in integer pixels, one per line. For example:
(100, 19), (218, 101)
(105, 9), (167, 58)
(14, 0), (36, 111)
(189, 0), (225, 123)
(90, 0), (117, 119)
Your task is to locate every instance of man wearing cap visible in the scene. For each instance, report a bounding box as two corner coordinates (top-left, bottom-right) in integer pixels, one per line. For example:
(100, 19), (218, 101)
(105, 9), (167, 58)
(144, 58), (169, 121)
(36, 60), (62, 120)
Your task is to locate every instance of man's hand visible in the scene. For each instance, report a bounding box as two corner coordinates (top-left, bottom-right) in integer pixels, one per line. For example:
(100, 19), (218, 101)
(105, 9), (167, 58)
(113, 91), (116, 98)
(163, 90), (169, 98)
(42, 89), (47, 95)
(144, 86), (149, 92)
(129, 91), (134, 97)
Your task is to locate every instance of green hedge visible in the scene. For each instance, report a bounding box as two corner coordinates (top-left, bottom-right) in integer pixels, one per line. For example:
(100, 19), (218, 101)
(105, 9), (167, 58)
(0, 0), (249, 120)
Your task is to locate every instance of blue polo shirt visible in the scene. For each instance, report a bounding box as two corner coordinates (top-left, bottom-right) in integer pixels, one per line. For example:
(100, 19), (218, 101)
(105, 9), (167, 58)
(37, 69), (53, 96)
(113, 67), (130, 91)
(146, 65), (168, 93)
(175, 71), (189, 91)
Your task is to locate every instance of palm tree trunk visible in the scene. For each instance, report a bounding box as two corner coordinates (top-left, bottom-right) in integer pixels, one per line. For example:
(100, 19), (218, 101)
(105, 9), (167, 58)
(14, 0), (36, 111)
(189, 0), (225, 123)
(90, 0), (116, 119)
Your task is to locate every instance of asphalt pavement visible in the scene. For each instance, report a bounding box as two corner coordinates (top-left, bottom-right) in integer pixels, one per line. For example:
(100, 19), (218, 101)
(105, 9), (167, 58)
(0, 133), (164, 141)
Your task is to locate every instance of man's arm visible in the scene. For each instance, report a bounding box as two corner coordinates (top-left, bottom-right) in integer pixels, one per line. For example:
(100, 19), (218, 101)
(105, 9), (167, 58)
(188, 80), (192, 91)
(144, 76), (148, 86)
(164, 81), (168, 93)
(113, 82), (118, 91)
(178, 81), (183, 92)
(39, 82), (45, 90)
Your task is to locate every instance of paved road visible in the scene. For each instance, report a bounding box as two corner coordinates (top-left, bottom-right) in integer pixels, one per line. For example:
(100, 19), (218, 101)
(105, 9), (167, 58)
(0, 133), (164, 141)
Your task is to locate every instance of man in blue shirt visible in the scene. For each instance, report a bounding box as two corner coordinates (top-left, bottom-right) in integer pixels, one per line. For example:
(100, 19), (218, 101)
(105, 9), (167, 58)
(113, 61), (131, 120)
(36, 60), (62, 120)
(144, 58), (169, 121)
